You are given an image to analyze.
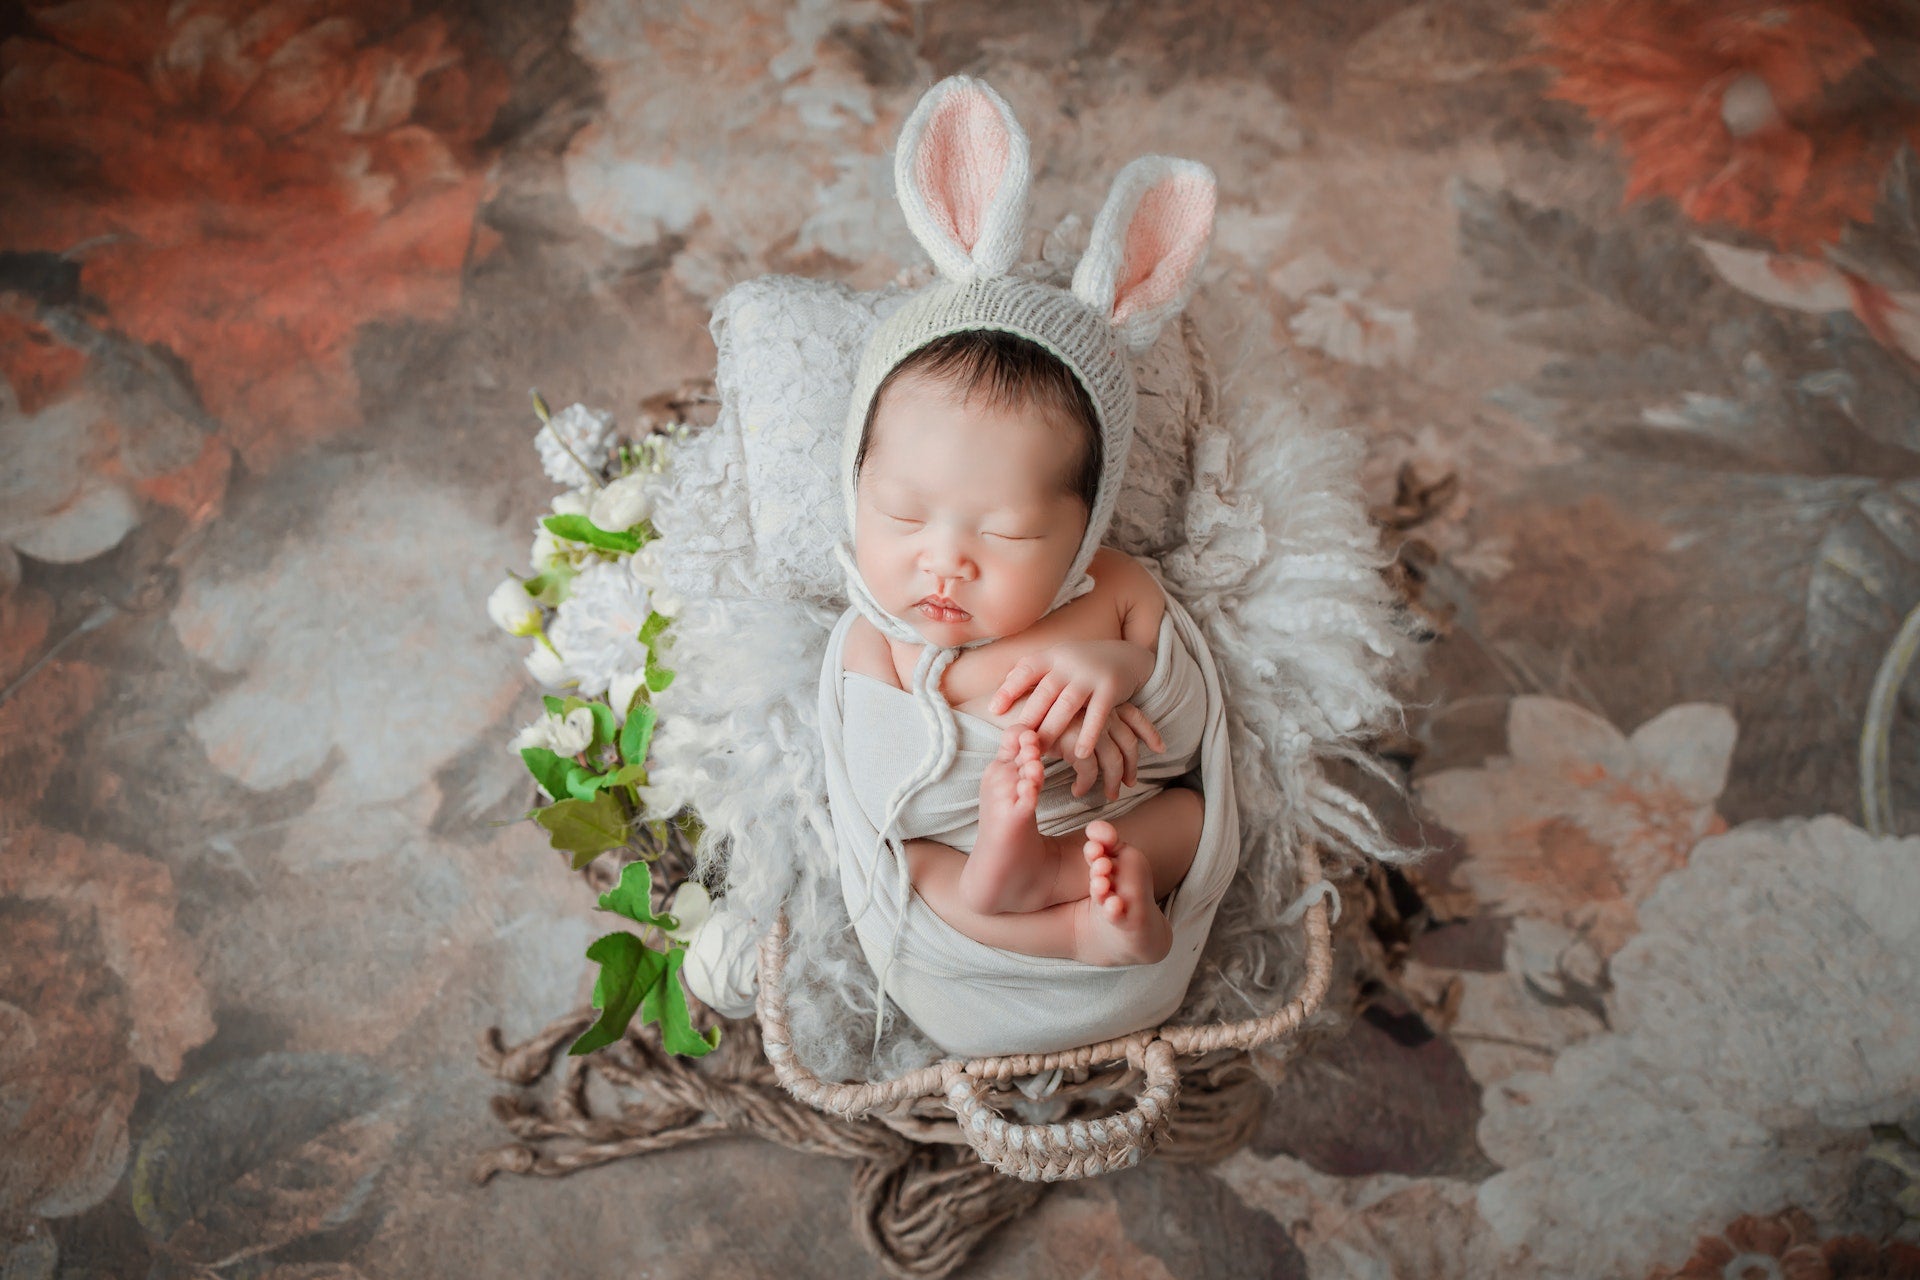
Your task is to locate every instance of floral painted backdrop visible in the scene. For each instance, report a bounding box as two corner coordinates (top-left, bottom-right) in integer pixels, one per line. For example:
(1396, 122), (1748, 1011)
(3, 0), (1918, 1276)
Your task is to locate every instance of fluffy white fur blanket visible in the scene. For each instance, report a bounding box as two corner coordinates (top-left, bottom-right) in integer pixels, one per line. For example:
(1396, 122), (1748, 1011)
(638, 270), (1413, 1082)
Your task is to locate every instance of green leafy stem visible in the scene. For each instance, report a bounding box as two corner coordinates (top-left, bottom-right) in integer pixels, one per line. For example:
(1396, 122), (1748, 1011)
(572, 860), (721, 1058)
(514, 404), (715, 1058)
(519, 610), (677, 871)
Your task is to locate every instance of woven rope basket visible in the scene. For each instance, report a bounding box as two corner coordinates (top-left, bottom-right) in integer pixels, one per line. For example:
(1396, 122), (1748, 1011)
(754, 843), (1334, 1181)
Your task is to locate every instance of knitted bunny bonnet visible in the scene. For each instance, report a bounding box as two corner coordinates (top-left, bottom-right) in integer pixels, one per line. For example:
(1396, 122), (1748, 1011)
(833, 73), (1218, 722)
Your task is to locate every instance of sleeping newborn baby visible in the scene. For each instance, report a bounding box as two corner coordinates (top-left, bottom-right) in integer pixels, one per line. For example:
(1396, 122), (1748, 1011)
(809, 73), (1231, 1058)
(839, 328), (1205, 968)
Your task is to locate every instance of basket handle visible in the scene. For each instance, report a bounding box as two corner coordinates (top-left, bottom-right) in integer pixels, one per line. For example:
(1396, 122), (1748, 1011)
(941, 1037), (1181, 1181)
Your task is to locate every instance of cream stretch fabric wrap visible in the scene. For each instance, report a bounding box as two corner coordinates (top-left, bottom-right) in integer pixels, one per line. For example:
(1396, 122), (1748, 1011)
(817, 588), (1242, 1058)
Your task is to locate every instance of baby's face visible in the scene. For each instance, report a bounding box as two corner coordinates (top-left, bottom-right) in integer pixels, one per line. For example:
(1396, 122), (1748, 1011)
(854, 370), (1089, 646)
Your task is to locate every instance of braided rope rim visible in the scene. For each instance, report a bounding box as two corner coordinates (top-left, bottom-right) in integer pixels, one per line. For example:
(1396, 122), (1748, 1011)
(755, 843), (1335, 1180)
(1861, 599), (1920, 837)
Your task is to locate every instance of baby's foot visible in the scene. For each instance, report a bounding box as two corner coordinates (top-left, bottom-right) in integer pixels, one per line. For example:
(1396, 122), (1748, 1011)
(1076, 820), (1173, 966)
(961, 729), (1053, 914)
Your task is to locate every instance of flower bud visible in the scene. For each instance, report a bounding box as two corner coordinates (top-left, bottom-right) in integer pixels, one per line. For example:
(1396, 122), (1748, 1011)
(524, 644), (573, 689)
(487, 578), (544, 637)
(550, 706), (596, 757)
(589, 474), (652, 533)
(607, 669), (646, 722)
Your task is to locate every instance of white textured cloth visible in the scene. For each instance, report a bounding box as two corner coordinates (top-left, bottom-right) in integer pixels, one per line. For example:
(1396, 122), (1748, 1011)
(837, 610), (1202, 849)
(818, 595), (1241, 1057)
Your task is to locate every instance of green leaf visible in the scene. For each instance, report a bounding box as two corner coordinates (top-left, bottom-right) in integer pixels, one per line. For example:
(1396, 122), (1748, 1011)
(644, 948), (721, 1057)
(619, 703), (657, 768)
(519, 747), (573, 800)
(532, 791), (630, 869)
(598, 859), (666, 927)
(542, 513), (641, 554)
(522, 571), (562, 606)
(570, 932), (670, 1056)
(578, 761), (647, 797)
(639, 610), (676, 693)
(541, 694), (565, 716)
(562, 762), (604, 802)
(675, 810), (706, 849)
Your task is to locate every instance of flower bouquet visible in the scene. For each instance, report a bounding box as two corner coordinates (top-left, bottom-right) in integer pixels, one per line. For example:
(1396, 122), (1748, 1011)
(488, 390), (719, 1059)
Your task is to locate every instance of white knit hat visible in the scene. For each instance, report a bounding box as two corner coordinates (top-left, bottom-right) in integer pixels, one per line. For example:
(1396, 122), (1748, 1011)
(836, 76), (1218, 644)
(829, 77), (1218, 1055)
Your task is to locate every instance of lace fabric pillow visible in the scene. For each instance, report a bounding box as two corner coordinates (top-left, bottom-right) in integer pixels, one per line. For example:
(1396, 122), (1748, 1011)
(652, 269), (1205, 609)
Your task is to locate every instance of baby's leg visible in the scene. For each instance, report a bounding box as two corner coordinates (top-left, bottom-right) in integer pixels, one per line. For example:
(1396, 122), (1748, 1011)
(904, 785), (1205, 966)
(904, 832), (1171, 966)
(965, 725), (1202, 914)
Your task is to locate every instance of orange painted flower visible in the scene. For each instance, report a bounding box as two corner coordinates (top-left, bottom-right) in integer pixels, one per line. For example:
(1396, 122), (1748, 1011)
(1654, 1207), (1829, 1280)
(1649, 1206), (1920, 1280)
(0, 826), (214, 1232)
(0, 0), (508, 467)
(1530, 0), (1920, 252)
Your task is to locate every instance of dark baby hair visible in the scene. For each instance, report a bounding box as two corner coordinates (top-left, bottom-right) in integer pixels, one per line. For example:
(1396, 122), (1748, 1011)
(853, 329), (1102, 511)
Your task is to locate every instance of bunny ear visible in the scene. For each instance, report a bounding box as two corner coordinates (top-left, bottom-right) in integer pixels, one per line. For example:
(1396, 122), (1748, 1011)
(894, 76), (1031, 281)
(1072, 156), (1217, 352)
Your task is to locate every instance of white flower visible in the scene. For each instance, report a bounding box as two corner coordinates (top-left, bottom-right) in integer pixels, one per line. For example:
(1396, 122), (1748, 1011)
(589, 473), (653, 532)
(607, 669), (646, 722)
(524, 643), (574, 689)
(509, 706), (595, 757)
(551, 707), (596, 756)
(487, 578), (544, 637)
(662, 881), (710, 943)
(529, 525), (566, 572)
(1289, 288), (1417, 367)
(550, 487), (592, 518)
(628, 544), (682, 617)
(536, 405), (614, 488)
(1475, 817), (1920, 1277)
(545, 560), (651, 697)
(629, 541), (664, 587)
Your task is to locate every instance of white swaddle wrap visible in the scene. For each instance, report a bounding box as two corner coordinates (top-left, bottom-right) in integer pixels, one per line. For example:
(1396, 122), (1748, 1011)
(818, 587), (1241, 1058)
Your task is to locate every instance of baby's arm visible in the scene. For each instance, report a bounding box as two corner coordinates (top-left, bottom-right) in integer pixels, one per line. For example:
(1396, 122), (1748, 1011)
(991, 551), (1169, 760)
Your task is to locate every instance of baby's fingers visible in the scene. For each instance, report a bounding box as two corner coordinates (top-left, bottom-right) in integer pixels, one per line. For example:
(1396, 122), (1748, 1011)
(1108, 719), (1140, 787)
(1068, 746), (1099, 798)
(1094, 732), (1124, 801)
(1037, 684), (1090, 750)
(990, 656), (1044, 714)
(1075, 687), (1116, 760)
(1116, 703), (1166, 754)
(1017, 673), (1066, 729)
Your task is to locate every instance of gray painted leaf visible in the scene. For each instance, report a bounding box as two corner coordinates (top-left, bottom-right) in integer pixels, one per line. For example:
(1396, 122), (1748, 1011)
(130, 1054), (399, 1268)
(1807, 481), (1920, 719)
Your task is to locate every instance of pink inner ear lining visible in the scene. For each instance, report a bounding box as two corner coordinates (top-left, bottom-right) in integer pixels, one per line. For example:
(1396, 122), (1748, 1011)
(1111, 173), (1216, 324)
(915, 88), (1009, 254)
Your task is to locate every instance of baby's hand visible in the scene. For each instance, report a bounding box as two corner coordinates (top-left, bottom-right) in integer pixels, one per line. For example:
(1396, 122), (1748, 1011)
(1038, 709), (1152, 801)
(990, 640), (1165, 763)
